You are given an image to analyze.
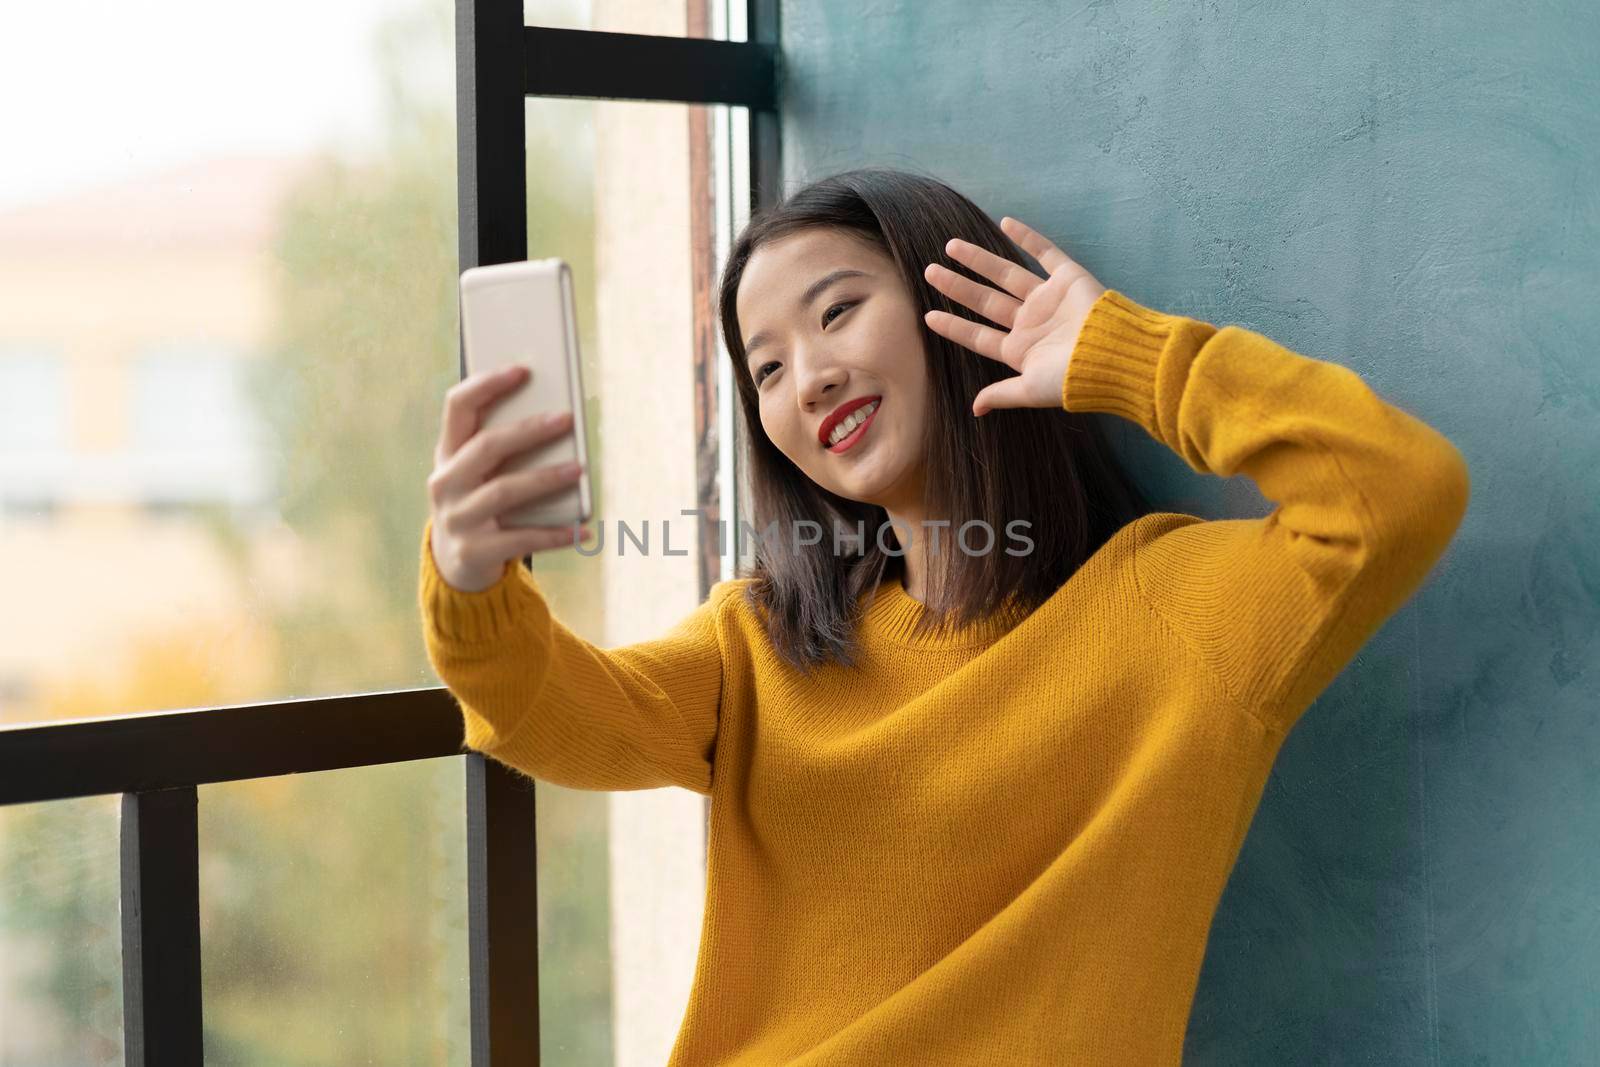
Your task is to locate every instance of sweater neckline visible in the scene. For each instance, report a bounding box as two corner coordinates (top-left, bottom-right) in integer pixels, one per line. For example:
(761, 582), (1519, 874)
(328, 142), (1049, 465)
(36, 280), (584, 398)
(857, 575), (1018, 649)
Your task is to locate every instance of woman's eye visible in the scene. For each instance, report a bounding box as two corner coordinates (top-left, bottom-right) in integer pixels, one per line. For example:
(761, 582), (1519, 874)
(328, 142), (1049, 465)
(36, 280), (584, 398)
(754, 302), (855, 385)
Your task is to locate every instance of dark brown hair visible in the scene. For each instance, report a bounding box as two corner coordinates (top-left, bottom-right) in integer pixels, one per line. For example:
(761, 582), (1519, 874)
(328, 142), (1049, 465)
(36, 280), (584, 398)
(718, 166), (1154, 673)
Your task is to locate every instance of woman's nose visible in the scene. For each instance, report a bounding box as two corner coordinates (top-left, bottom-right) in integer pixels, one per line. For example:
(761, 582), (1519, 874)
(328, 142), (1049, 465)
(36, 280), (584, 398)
(796, 355), (848, 410)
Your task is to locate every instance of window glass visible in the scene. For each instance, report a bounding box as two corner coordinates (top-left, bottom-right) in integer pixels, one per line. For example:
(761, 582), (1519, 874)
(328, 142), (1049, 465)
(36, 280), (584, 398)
(0, 797), (122, 1066)
(525, 0), (734, 39)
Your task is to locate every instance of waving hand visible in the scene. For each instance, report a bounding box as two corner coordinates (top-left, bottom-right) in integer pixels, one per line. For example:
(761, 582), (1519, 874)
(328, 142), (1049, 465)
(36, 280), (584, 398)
(922, 216), (1109, 417)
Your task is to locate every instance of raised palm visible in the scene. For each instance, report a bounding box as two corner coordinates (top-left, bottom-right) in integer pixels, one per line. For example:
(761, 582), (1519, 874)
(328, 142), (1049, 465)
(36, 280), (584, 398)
(922, 216), (1108, 417)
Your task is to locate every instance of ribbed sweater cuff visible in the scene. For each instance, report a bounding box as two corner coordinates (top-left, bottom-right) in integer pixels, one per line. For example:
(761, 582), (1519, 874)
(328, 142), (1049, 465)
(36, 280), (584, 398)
(418, 517), (547, 644)
(1061, 289), (1181, 437)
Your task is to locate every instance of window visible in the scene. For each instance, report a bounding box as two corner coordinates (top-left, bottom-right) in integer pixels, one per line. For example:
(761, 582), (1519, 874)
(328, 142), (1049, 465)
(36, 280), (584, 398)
(0, 0), (763, 1063)
(128, 344), (270, 511)
(0, 347), (68, 517)
(0, 348), (67, 453)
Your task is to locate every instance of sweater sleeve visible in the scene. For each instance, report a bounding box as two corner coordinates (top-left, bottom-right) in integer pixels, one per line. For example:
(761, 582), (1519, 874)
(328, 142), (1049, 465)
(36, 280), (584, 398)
(1064, 289), (1470, 732)
(417, 517), (733, 794)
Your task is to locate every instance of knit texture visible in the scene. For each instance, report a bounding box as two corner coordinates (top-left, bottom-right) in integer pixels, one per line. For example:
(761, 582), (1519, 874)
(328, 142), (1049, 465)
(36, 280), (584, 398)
(418, 288), (1470, 1064)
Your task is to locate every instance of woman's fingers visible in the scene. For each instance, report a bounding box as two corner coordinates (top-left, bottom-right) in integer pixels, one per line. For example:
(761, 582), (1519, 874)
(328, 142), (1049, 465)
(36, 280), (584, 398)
(453, 457), (583, 530)
(942, 238), (1046, 301)
(488, 522), (589, 560)
(923, 263), (1022, 329)
(429, 410), (574, 518)
(437, 365), (529, 466)
(999, 216), (1083, 278)
(924, 309), (1013, 366)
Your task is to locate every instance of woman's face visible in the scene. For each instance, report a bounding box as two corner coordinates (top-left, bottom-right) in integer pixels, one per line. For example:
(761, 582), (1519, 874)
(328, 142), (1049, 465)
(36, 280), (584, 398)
(735, 227), (930, 513)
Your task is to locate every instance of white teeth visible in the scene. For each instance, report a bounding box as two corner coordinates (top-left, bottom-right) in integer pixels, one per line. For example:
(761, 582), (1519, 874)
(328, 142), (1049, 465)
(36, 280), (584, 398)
(827, 399), (879, 446)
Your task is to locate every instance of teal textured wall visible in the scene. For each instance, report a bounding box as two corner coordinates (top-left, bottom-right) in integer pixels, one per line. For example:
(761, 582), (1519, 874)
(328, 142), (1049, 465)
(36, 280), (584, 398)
(778, 2), (1599, 1061)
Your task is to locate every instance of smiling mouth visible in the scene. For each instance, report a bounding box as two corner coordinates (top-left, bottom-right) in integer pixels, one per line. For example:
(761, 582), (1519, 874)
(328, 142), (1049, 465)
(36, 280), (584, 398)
(824, 398), (881, 453)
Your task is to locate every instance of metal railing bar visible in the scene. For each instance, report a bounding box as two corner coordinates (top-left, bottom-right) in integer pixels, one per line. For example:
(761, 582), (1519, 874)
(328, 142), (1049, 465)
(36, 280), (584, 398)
(0, 688), (466, 806)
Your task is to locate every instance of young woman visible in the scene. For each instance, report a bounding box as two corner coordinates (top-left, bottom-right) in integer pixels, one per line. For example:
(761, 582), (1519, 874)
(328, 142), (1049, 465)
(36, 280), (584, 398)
(420, 168), (1469, 1065)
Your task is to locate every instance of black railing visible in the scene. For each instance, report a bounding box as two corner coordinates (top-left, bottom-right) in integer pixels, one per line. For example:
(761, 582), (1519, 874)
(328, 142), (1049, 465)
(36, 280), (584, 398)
(0, 1), (782, 1063)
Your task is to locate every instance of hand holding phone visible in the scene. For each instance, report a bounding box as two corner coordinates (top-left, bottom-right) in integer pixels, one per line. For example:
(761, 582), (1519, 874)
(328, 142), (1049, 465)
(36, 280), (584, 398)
(427, 364), (592, 593)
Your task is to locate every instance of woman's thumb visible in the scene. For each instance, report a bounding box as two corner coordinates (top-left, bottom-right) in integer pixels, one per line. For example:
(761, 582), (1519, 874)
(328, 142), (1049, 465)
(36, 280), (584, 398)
(971, 376), (1034, 418)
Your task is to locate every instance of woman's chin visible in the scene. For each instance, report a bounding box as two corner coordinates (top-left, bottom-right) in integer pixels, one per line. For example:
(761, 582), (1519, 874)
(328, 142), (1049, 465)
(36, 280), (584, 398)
(829, 466), (905, 510)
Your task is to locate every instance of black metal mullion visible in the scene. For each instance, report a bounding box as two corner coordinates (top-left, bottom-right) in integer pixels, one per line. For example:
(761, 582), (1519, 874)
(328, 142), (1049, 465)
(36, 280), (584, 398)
(458, 1), (540, 1064)
(458, 0), (527, 275)
(466, 754), (541, 1066)
(120, 786), (204, 1067)
(747, 0), (782, 214)
(524, 27), (776, 107)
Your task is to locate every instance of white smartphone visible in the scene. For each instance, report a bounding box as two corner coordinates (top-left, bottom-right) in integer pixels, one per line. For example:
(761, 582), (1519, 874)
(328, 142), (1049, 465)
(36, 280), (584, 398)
(458, 258), (593, 528)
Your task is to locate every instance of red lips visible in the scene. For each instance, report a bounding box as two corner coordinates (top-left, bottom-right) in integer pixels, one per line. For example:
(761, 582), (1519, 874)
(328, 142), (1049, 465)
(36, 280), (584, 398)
(817, 395), (882, 447)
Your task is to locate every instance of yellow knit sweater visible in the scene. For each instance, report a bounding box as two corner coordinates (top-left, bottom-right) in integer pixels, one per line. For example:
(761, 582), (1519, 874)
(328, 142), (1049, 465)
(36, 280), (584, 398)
(417, 289), (1470, 1065)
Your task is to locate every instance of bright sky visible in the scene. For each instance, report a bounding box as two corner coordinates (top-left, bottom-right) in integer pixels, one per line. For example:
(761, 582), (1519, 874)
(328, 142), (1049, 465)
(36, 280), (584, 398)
(0, 0), (441, 211)
(0, 0), (601, 213)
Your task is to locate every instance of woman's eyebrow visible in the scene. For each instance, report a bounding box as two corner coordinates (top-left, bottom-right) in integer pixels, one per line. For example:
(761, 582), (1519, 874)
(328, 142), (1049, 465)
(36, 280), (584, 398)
(744, 268), (870, 357)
